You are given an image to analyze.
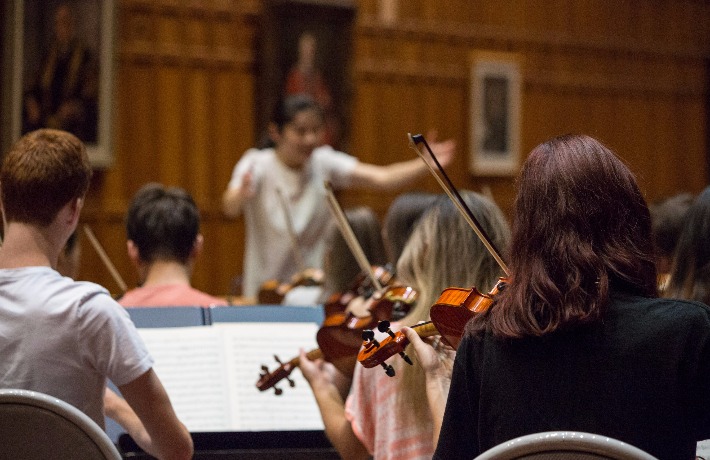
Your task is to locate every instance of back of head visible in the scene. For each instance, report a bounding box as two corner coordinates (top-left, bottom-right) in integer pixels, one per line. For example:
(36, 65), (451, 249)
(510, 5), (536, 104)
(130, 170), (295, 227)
(321, 207), (387, 297)
(666, 187), (710, 304)
(382, 192), (439, 266)
(481, 134), (657, 338)
(396, 192), (510, 324)
(393, 191), (510, 419)
(1, 129), (91, 226)
(126, 183), (200, 264)
(649, 192), (693, 272)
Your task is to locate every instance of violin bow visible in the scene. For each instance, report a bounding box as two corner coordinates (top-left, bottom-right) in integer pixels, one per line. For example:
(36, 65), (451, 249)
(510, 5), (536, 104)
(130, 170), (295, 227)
(323, 181), (384, 291)
(83, 225), (128, 294)
(275, 188), (308, 273)
(408, 133), (510, 276)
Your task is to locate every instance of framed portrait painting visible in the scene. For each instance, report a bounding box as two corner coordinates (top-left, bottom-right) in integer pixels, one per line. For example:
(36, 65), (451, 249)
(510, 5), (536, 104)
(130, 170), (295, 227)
(469, 51), (522, 176)
(257, 0), (355, 152)
(2, 0), (115, 167)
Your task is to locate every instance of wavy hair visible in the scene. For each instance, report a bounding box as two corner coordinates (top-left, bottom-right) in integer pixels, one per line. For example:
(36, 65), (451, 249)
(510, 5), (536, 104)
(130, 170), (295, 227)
(471, 134), (657, 339)
(394, 191), (510, 418)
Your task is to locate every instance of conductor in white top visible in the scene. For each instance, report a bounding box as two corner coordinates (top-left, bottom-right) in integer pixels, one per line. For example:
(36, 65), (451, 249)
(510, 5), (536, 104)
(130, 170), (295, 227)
(222, 94), (456, 299)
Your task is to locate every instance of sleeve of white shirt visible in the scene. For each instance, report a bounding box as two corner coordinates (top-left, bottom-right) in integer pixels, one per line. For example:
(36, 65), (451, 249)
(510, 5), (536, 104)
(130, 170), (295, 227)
(315, 146), (359, 188)
(77, 291), (154, 386)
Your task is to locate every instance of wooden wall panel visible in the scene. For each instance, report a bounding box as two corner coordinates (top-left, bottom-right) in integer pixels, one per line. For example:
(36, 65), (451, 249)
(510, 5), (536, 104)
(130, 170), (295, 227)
(79, 0), (259, 297)
(74, 0), (709, 299)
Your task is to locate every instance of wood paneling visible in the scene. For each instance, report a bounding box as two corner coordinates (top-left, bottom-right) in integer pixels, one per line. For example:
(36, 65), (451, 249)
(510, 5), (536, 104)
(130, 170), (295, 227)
(76, 0), (710, 298)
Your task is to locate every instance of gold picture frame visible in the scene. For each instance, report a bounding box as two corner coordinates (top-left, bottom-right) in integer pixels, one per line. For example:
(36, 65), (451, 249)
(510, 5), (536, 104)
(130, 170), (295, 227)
(2, 0), (115, 167)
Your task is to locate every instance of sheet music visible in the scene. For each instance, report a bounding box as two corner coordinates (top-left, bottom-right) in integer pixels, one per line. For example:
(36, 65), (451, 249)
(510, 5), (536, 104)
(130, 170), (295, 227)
(216, 322), (324, 431)
(137, 322), (324, 432)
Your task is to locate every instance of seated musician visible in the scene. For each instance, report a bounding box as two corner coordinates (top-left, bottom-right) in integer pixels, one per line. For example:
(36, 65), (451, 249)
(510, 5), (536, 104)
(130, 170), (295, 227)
(283, 206), (388, 306)
(299, 192), (510, 459)
(0, 129), (193, 459)
(648, 192), (693, 293)
(428, 135), (710, 459)
(120, 183), (228, 307)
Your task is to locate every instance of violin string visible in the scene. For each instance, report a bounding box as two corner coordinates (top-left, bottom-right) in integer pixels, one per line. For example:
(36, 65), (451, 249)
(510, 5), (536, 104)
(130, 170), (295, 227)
(407, 133), (510, 276)
(323, 181), (384, 291)
(275, 187), (308, 272)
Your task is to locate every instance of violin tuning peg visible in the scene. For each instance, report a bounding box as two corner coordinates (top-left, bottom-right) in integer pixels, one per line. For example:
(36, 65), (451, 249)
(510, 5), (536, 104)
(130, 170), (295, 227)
(273, 354), (283, 365)
(286, 376), (295, 388)
(381, 363), (396, 377)
(362, 329), (380, 347)
(377, 320), (391, 333)
(261, 364), (269, 372)
(400, 352), (413, 366)
(274, 386), (283, 396)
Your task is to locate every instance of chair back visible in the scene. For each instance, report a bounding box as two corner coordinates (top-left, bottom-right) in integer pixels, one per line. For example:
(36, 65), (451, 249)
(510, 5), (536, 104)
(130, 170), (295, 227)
(474, 431), (658, 460)
(0, 388), (122, 460)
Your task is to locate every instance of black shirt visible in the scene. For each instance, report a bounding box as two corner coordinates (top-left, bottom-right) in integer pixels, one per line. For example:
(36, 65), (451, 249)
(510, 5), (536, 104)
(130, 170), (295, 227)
(434, 293), (710, 460)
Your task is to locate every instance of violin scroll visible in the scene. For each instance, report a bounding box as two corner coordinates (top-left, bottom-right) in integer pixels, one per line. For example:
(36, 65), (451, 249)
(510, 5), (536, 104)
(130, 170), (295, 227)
(257, 349), (324, 394)
(358, 321), (438, 376)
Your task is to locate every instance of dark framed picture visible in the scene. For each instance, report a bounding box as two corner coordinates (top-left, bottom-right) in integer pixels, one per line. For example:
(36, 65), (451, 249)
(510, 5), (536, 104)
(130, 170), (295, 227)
(257, 0), (355, 151)
(3, 0), (115, 167)
(469, 51), (522, 176)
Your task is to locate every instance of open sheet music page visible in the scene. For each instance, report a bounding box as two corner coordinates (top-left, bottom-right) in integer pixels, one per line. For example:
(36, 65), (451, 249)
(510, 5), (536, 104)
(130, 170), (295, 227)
(137, 323), (323, 432)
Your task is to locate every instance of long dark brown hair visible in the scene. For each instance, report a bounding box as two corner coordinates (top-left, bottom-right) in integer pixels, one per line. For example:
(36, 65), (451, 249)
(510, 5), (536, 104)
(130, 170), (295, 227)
(471, 134), (657, 339)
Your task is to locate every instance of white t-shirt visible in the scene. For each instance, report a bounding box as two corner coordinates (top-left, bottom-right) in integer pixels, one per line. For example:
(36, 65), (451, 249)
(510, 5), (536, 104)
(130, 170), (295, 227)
(0, 266), (153, 427)
(228, 146), (358, 298)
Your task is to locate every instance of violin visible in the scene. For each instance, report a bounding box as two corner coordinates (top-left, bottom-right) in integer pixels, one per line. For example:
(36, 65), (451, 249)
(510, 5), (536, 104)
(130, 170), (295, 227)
(358, 320), (437, 376)
(257, 348), (325, 394)
(354, 134), (511, 376)
(256, 279), (417, 394)
(257, 268), (324, 304)
(429, 278), (507, 349)
(357, 279), (507, 376)
(317, 282), (417, 375)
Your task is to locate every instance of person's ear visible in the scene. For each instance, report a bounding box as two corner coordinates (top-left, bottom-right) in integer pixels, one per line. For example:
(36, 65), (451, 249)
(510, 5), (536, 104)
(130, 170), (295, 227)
(67, 197), (83, 225)
(126, 240), (140, 265)
(191, 234), (204, 259)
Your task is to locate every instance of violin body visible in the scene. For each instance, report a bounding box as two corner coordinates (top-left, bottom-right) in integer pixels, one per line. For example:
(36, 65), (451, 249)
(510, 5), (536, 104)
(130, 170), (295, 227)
(317, 282), (418, 376)
(429, 278), (507, 349)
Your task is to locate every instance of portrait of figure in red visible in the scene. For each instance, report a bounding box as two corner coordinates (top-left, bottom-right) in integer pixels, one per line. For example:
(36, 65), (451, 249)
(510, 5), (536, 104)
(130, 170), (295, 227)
(284, 32), (340, 148)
